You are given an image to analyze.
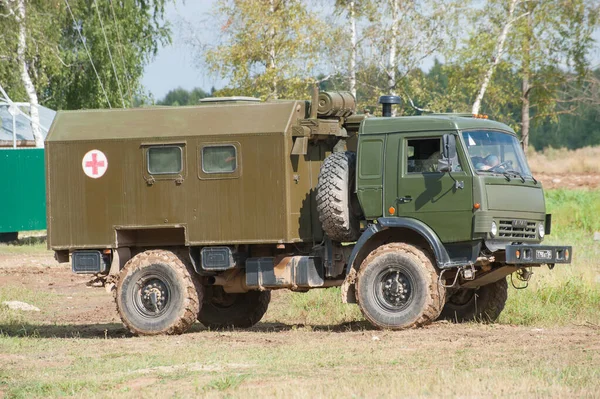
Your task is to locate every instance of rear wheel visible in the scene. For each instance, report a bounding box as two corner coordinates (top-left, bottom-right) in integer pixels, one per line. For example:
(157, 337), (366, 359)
(116, 250), (203, 335)
(440, 278), (508, 322)
(356, 243), (445, 330)
(198, 287), (270, 329)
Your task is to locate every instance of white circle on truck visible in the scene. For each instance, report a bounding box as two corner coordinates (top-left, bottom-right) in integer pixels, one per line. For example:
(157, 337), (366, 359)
(82, 149), (108, 179)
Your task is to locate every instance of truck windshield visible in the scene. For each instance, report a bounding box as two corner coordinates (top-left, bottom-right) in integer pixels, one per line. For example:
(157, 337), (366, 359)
(462, 130), (532, 176)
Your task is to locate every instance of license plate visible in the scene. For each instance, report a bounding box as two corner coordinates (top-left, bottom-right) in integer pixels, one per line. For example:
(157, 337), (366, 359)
(536, 250), (552, 260)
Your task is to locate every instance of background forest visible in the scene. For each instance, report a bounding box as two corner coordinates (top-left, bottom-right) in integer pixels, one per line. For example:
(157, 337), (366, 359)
(1, 0), (599, 151)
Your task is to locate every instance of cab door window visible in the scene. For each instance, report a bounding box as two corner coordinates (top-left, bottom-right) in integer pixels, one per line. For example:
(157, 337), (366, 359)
(406, 137), (461, 173)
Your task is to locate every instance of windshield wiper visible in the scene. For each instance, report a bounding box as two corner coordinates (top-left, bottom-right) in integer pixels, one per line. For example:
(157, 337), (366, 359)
(505, 169), (526, 183)
(477, 169), (511, 181)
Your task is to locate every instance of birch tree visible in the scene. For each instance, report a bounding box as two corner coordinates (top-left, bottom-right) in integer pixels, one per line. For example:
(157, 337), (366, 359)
(513, 0), (599, 150)
(456, 0), (599, 151)
(471, 0), (524, 115)
(1, 0), (44, 147)
(357, 0), (466, 113)
(195, 0), (331, 100)
(0, 0), (172, 111)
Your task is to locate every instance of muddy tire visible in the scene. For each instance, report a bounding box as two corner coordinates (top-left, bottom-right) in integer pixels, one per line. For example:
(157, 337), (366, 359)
(116, 249), (203, 336)
(356, 243), (445, 330)
(316, 151), (361, 242)
(440, 278), (508, 322)
(199, 287), (270, 329)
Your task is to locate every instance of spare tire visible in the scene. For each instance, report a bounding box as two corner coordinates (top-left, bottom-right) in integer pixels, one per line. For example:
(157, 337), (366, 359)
(317, 151), (361, 242)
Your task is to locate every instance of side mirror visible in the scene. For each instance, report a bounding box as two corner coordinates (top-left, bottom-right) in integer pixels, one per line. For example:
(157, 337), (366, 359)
(438, 134), (457, 173)
(442, 134), (457, 159)
(437, 158), (453, 173)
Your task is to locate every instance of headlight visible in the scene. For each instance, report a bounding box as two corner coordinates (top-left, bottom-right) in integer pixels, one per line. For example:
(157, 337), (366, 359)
(538, 223), (545, 239)
(490, 221), (497, 238)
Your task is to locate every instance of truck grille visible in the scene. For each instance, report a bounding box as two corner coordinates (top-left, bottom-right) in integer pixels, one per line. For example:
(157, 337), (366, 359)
(498, 220), (536, 239)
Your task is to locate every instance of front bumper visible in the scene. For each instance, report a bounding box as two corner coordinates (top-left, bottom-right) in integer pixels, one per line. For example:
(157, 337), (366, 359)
(505, 244), (572, 265)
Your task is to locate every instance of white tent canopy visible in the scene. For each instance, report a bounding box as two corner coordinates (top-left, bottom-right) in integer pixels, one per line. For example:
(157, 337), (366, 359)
(0, 103), (56, 147)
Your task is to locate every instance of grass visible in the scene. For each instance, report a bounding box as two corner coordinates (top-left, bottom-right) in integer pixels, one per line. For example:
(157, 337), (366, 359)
(0, 231), (49, 255)
(0, 286), (58, 327)
(0, 189), (598, 397)
(0, 325), (597, 397)
(527, 146), (600, 174)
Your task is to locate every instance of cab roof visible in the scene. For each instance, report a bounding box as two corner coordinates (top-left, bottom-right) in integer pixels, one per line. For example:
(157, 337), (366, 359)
(359, 115), (516, 135)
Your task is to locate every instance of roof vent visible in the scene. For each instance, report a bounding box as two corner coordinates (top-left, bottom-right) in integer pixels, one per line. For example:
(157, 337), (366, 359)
(199, 96), (260, 104)
(378, 95), (402, 117)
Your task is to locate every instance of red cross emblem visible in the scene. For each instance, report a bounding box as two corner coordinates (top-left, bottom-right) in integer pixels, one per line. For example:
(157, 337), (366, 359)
(82, 150), (108, 179)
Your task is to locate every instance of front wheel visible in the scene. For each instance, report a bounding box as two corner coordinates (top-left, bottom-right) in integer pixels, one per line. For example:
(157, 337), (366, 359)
(440, 278), (508, 322)
(116, 250), (203, 336)
(356, 243), (445, 330)
(198, 287), (270, 329)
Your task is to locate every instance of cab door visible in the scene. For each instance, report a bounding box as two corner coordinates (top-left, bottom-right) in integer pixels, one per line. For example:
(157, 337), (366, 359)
(383, 132), (473, 243)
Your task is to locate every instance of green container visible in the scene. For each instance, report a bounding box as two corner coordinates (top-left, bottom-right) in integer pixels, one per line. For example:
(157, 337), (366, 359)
(0, 148), (46, 233)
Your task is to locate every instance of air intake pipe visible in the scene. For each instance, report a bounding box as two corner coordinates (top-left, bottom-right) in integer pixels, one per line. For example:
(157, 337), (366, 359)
(379, 95), (402, 117)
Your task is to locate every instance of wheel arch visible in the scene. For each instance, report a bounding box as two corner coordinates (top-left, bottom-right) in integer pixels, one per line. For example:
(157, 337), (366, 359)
(345, 217), (451, 276)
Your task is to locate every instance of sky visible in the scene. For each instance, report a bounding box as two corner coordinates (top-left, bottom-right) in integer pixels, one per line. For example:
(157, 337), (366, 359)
(142, 1), (600, 102)
(141, 0), (221, 100)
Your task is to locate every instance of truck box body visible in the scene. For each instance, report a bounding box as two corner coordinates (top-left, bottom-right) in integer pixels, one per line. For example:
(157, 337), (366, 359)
(46, 101), (327, 250)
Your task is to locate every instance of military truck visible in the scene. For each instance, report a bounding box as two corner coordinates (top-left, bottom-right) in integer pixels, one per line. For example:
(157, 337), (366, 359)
(45, 89), (572, 335)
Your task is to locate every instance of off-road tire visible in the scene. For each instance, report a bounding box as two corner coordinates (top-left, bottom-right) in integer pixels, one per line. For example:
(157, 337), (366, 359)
(116, 249), (203, 336)
(440, 278), (508, 322)
(199, 287), (270, 329)
(356, 243), (445, 330)
(316, 151), (360, 242)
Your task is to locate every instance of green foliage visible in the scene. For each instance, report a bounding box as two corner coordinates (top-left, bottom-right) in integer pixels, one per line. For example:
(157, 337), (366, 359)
(157, 87), (209, 106)
(203, 374), (247, 392)
(0, 0), (172, 110)
(203, 0), (335, 100)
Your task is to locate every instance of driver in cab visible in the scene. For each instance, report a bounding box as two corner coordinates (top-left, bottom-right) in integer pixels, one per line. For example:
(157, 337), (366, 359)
(473, 154), (500, 171)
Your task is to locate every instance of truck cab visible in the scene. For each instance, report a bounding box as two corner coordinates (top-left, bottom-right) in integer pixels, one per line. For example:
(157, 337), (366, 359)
(357, 115), (548, 259)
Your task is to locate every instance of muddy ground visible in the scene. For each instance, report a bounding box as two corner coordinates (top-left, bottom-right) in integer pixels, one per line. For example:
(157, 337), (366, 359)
(1, 252), (600, 397)
(0, 251), (596, 337)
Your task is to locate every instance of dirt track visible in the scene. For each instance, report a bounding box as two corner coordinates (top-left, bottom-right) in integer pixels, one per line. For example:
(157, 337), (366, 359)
(0, 251), (597, 338)
(1, 252), (600, 397)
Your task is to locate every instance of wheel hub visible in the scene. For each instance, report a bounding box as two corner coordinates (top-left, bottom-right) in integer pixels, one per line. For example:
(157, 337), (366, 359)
(139, 279), (169, 313)
(379, 269), (412, 310)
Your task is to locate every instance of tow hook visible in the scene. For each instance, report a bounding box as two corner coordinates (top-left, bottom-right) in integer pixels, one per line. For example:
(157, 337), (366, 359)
(439, 264), (476, 288)
(511, 267), (533, 289)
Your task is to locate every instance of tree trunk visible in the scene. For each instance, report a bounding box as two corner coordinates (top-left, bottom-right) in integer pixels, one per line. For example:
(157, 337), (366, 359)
(15, 0), (44, 148)
(349, 0), (357, 99)
(521, 72), (530, 152)
(387, 0), (399, 116)
(472, 0), (520, 116)
(268, 0), (278, 99)
(520, 10), (532, 153)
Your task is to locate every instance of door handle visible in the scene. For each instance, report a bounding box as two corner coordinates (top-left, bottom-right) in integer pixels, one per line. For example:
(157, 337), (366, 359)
(397, 196), (412, 204)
